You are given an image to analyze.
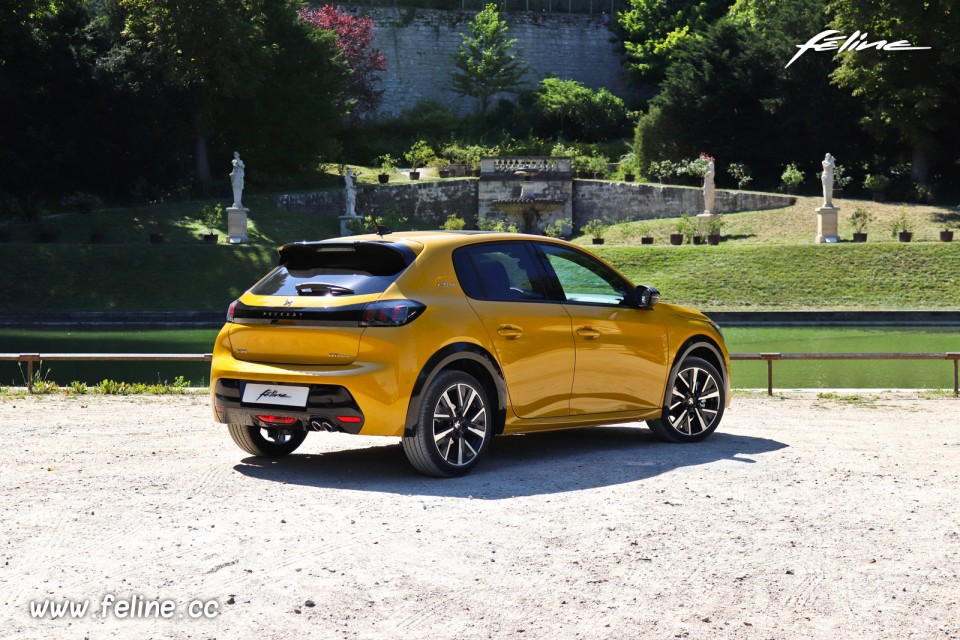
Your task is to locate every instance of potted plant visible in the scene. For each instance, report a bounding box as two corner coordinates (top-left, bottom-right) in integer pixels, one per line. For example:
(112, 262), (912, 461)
(727, 163), (752, 190)
(376, 154), (397, 184)
(940, 226), (954, 242)
(543, 219), (570, 239)
(36, 224), (58, 243)
(704, 215), (725, 245)
(781, 163), (804, 195)
(890, 212), (912, 242)
(849, 207), (873, 242)
(671, 215), (692, 245)
(833, 164), (852, 199)
(649, 160), (677, 185)
(442, 214), (466, 230)
(587, 153), (610, 180)
(200, 203), (223, 245)
(582, 218), (608, 245)
(60, 191), (102, 215)
(634, 222), (654, 245)
(404, 140), (435, 181)
(619, 153), (637, 182)
(864, 173), (890, 202)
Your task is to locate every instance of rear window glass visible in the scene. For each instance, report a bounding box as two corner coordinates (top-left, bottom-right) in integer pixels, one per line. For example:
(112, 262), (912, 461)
(251, 243), (412, 297)
(452, 242), (548, 302)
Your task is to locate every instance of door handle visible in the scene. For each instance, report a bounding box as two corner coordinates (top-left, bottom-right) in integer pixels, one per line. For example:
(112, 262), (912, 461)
(497, 324), (523, 340)
(576, 326), (601, 340)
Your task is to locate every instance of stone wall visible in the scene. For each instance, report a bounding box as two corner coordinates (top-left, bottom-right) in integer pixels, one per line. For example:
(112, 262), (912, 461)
(572, 181), (795, 228)
(275, 180), (794, 232)
(275, 179), (479, 226)
(351, 7), (629, 116)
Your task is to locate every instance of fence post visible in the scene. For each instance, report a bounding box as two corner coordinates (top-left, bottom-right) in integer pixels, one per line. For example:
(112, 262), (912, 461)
(20, 354), (40, 393)
(949, 353), (960, 397)
(759, 353), (780, 396)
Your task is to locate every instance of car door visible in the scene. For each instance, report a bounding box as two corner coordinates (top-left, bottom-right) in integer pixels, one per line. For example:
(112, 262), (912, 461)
(453, 241), (575, 419)
(534, 242), (669, 414)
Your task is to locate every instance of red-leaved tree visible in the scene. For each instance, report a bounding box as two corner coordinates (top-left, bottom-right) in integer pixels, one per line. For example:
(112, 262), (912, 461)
(300, 5), (386, 119)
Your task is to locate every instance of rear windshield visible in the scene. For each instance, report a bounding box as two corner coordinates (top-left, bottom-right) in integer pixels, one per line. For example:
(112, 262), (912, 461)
(251, 242), (413, 297)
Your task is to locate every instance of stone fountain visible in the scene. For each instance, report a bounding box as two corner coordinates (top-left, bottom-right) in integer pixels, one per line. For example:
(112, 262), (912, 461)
(478, 157), (573, 235)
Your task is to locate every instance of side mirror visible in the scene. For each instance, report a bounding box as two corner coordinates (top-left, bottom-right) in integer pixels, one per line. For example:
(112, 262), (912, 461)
(636, 285), (660, 309)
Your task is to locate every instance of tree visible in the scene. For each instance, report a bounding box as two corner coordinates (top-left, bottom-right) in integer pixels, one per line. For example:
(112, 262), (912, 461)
(451, 3), (525, 128)
(829, 0), (960, 185)
(535, 78), (593, 135)
(617, 0), (733, 87)
(534, 78), (629, 142)
(299, 5), (386, 120)
(116, 0), (272, 182)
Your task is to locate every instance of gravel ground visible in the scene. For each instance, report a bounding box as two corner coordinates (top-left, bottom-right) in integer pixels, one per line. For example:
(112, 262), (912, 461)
(0, 393), (958, 640)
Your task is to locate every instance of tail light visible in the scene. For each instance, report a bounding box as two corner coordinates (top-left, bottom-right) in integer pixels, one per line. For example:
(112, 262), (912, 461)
(360, 300), (426, 327)
(226, 299), (238, 323)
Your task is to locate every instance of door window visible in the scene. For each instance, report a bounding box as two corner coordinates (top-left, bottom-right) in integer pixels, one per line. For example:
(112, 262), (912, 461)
(537, 244), (633, 306)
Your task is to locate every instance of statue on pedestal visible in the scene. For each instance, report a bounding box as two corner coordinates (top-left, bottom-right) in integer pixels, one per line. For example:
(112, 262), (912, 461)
(344, 168), (357, 218)
(229, 152), (246, 210)
(703, 159), (716, 215)
(821, 153), (836, 209)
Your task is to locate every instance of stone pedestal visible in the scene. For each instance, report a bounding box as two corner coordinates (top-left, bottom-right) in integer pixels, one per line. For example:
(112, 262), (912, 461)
(339, 214), (362, 237)
(815, 206), (839, 244)
(227, 207), (249, 244)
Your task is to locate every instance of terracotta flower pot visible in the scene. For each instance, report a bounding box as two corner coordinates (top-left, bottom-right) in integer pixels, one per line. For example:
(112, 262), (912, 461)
(203, 233), (218, 245)
(623, 174), (635, 183)
(707, 234), (720, 245)
(408, 171), (420, 181)
(641, 237), (654, 245)
(669, 233), (684, 246)
(897, 231), (912, 243)
(591, 238), (604, 245)
(853, 232), (867, 243)
(940, 230), (954, 242)
(693, 236), (704, 245)
(438, 169), (451, 179)
(378, 174), (389, 184)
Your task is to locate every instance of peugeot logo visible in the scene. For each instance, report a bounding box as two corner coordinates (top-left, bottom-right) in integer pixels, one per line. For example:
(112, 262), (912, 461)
(283, 298), (294, 307)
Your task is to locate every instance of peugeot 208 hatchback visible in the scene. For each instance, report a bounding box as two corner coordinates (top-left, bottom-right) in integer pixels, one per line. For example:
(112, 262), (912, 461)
(211, 231), (730, 477)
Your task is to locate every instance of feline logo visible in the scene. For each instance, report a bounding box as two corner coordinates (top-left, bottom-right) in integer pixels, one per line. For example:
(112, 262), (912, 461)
(257, 389), (291, 401)
(786, 29), (931, 68)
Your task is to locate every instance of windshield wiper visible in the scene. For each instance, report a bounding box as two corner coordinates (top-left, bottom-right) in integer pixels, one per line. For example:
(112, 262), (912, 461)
(294, 282), (355, 296)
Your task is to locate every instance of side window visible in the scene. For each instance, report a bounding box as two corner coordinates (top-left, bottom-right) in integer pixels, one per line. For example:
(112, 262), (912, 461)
(453, 243), (547, 302)
(537, 244), (633, 306)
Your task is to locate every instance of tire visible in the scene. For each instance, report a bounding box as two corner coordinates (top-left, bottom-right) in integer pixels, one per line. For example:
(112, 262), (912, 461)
(647, 356), (725, 443)
(228, 424), (307, 457)
(402, 371), (492, 477)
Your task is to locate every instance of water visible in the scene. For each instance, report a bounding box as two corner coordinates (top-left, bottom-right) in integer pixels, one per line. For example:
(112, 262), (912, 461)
(1, 326), (958, 390)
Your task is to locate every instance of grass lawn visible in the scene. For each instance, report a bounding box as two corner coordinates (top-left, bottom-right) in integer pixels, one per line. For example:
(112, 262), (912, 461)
(1, 190), (958, 312)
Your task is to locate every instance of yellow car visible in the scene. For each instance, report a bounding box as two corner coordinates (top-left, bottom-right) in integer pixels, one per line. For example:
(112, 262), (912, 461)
(211, 231), (730, 477)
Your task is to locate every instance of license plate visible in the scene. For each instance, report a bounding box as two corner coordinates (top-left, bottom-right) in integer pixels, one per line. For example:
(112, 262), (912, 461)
(242, 383), (309, 408)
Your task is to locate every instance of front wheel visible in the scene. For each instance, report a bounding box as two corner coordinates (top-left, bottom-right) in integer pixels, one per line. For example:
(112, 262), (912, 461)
(228, 424), (307, 457)
(647, 356), (725, 443)
(402, 371), (492, 477)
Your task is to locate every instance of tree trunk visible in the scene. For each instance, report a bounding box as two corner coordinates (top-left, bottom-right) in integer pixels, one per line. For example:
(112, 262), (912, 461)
(911, 143), (929, 185)
(194, 112), (212, 184)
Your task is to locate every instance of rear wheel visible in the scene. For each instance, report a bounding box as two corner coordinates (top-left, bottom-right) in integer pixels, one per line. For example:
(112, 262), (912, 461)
(228, 424), (307, 457)
(402, 371), (492, 477)
(647, 356), (725, 443)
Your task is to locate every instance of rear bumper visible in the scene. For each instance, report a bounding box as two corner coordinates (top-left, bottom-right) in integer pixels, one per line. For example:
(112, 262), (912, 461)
(213, 379), (365, 434)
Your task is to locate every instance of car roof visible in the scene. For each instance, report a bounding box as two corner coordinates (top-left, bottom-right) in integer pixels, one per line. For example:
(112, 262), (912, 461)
(316, 230), (571, 251)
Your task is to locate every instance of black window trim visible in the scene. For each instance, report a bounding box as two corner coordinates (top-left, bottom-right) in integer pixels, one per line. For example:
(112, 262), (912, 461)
(452, 240), (556, 304)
